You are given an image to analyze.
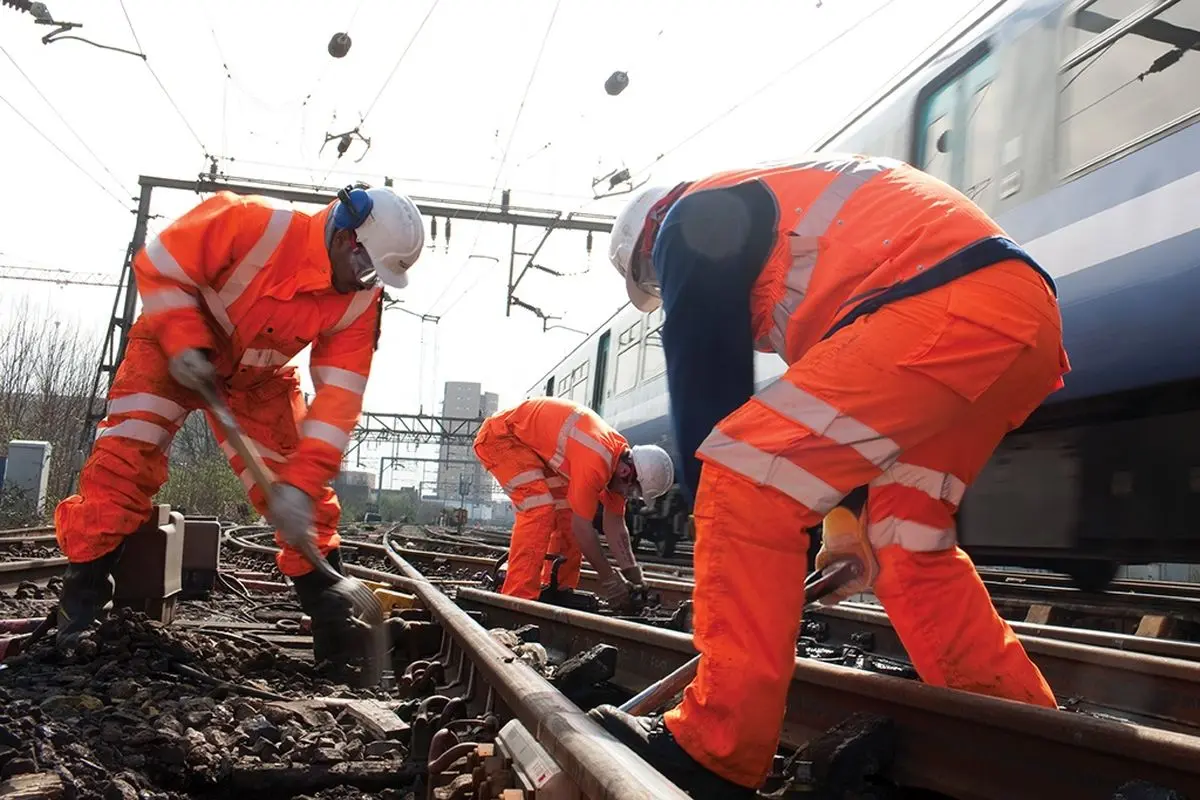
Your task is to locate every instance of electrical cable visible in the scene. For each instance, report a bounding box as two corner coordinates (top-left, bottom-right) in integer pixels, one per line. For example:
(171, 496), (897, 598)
(427, 0), (564, 319)
(119, 0), (210, 159)
(622, 0), (903, 182)
(0, 91), (132, 211)
(0, 43), (135, 201)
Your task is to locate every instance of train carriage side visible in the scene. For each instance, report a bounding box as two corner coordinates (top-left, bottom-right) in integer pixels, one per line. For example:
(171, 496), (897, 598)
(526, 0), (1200, 585)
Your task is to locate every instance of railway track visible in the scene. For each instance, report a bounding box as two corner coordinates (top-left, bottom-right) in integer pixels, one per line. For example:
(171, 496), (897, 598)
(222, 526), (1200, 797)
(4, 521), (1200, 795)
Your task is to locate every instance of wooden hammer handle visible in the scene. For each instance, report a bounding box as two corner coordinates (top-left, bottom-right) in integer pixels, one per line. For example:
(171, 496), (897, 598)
(198, 383), (275, 496)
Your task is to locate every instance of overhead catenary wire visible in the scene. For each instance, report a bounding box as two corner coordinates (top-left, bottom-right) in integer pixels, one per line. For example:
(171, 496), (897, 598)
(0, 91), (133, 212)
(0, 43), (135, 201)
(119, 0), (211, 159)
(622, 0), (904, 183)
(431, 0), (901, 324)
(428, 0), (565, 320)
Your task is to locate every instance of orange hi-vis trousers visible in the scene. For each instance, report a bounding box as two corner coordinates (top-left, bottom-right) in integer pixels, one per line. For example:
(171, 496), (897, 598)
(668, 262), (1066, 788)
(474, 420), (581, 598)
(55, 335), (342, 577)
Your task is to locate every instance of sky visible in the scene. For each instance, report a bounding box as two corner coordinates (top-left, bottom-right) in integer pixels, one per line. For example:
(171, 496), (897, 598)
(0, 0), (992, 490)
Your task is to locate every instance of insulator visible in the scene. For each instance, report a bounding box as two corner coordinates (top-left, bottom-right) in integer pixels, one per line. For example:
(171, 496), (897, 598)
(605, 70), (629, 96)
(328, 32), (352, 58)
(585, 231), (593, 254)
(337, 134), (352, 156)
(430, 218), (438, 242)
(445, 218), (452, 244)
(0, 0), (34, 14)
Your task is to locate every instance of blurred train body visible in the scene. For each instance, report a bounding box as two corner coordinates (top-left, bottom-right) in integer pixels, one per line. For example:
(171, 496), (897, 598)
(527, 0), (1200, 588)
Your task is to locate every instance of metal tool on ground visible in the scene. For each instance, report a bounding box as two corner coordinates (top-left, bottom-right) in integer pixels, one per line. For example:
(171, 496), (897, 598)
(619, 557), (864, 715)
(197, 381), (387, 687)
(538, 553), (602, 613)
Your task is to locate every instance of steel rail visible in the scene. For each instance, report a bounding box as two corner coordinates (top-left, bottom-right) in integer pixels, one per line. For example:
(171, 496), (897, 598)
(222, 529), (692, 796)
(454, 587), (1200, 800)
(225, 531), (1200, 665)
(0, 557), (68, 589)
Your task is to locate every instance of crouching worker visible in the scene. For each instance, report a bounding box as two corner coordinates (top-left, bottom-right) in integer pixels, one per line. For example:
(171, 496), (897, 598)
(474, 397), (674, 609)
(54, 183), (425, 679)
(590, 154), (1070, 797)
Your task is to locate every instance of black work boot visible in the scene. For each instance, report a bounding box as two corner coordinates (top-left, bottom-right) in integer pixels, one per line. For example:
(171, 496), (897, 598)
(588, 705), (758, 799)
(291, 548), (364, 676)
(56, 543), (126, 652)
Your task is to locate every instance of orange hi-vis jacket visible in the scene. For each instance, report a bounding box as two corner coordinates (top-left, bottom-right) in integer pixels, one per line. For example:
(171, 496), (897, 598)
(131, 190), (382, 498)
(681, 155), (1061, 367)
(489, 397), (629, 520)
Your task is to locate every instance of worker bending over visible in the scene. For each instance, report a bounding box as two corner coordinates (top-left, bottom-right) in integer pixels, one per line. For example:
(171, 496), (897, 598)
(590, 155), (1070, 797)
(474, 397), (674, 608)
(55, 184), (425, 674)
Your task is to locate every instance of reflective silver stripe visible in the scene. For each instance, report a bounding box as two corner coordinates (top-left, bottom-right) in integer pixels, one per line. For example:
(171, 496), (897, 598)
(544, 476), (567, 488)
(95, 419), (172, 448)
(107, 393), (187, 422)
(328, 288), (379, 334)
(144, 237), (196, 287)
(200, 286), (234, 335)
(696, 429), (843, 513)
(301, 419), (350, 452)
(516, 493), (555, 511)
(503, 469), (546, 492)
(754, 380), (899, 470)
(867, 516), (956, 552)
(554, 498), (571, 510)
(548, 410), (583, 472)
(217, 209), (293, 307)
(219, 438), (284, 464)
(141, 288), (197, 315)
(311, 365), (367, 395)
(241, 348), (291, 368)
(871, 463), (967, 507)
(762, 155), (900, 356)
(569, 428), (612, 461)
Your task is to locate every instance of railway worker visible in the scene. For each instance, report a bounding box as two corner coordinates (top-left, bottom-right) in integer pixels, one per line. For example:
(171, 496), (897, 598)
(592, 154), (1071, 797)
(53, 184), (425, 674)
(473, 396), (675, 608)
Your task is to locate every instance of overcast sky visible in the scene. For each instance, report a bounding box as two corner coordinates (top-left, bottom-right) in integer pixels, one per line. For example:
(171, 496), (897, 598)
(0, 0), (990, 489)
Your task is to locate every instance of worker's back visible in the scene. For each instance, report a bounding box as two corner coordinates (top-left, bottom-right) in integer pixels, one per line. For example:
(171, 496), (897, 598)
(682, 155), (1040, 364)
(493, 397), (627, 481)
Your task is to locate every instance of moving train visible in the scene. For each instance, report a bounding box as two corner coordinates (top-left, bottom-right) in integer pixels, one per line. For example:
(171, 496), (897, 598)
(526, 0), (1200, 590)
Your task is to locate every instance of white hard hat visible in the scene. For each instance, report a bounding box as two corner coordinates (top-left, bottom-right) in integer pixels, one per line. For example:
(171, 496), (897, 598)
(630, 445), (674, 501)
(355, 187), (425, 289)
(609, 185), (673, 313)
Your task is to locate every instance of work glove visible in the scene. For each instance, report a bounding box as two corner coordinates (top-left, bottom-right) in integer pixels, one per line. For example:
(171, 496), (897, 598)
(620, 565), (645, 587)
(813, 505), (879, 603)
(599, 571), (633, 610)
(167, 348), (216, 393)
(269, 483), (316, 549)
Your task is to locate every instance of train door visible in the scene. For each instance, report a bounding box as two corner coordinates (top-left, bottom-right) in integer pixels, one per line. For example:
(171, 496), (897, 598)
(591, 330), (611, 413)
(544, 376), (555, 396)
(914, 45), (999, 199)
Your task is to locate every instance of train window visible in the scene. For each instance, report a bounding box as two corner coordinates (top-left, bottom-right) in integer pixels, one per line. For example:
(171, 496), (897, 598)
(1060, 0), (1200, 173)
(613, 321), (642, 395)
(556, 370), (572, 398)
(916, 50), (999, 204)
(1068, 0), (1153, 53)
(641, 310), (667, 381)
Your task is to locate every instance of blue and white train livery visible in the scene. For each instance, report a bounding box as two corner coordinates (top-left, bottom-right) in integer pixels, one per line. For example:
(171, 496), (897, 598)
(528, 0), (1200, 587)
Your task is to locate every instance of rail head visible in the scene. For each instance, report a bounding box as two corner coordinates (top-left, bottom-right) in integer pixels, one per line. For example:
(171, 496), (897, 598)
(382, 546), (691, 800)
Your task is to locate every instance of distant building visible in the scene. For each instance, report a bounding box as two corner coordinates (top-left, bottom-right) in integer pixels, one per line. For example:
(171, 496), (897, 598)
(436, 381), (498, 505)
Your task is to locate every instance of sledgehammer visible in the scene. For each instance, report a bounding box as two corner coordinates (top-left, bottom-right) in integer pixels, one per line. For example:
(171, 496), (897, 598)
(618, 557), (863, 716)
(197, 381), (387, 688)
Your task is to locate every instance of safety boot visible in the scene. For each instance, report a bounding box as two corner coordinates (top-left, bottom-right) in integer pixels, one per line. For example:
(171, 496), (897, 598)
(56, 543), (126, 652)
(291, 548), (366, 677)
(588, 705), (757, 799)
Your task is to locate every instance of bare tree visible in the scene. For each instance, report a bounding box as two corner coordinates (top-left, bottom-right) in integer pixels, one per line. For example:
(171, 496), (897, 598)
(0, 298), (96, 517)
